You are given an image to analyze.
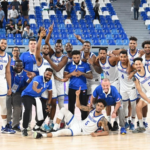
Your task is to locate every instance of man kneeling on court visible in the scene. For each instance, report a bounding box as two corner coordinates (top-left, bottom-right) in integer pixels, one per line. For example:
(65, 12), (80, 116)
(33, 87), (109, 139)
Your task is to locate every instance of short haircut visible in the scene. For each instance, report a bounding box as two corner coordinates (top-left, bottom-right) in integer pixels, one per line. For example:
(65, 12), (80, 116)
(55, 39), (62, 46)
(12, 46), (20, 51)
(102, 78), (110, 82)
(115, 48), (120, 50)
(129, 36), (137, 42)
(45, 68), (53, 73)
(133, 57), (143, 63)
(29, 38), (36, 43)
(72, 50), (80, 55)
(84, 41), (91, 46)
(142, 40), (150, 48)
(42, 44), (49, 48)
(95, 99), (107, 107)
(99, 47), (107, 52)
(120, 50), (127, 55)
(0, 39), (7, 42)
(15, 59), (23, 64)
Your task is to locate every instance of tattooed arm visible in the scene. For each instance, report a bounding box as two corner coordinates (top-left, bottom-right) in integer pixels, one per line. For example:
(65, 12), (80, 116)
(76, 87), (93, 112)
(91, 117), (109, 137)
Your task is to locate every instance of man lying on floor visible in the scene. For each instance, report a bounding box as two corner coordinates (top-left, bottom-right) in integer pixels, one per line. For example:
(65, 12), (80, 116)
(33, 87), (109, 139)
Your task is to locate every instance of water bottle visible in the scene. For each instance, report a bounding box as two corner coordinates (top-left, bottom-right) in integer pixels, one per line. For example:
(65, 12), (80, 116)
(101, 72), (104, 81)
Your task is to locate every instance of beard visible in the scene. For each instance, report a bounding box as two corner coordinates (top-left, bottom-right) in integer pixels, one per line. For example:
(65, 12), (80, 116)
(43, 52), (49, 56)
(74, 61), (80, 65)
(0, 46), (6, 52)
(56, 51), (61, 54)
(14, 68), (22, 73)
(96, 110), (100, 113)
(44, 77), (50, 82)
(67, 51), (72, 53)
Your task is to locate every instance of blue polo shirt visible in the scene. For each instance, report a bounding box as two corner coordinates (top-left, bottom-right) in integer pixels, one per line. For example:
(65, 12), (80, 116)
(21, 76), (52, 97)
(93, 85), (121, 106)
(20, 51), (39, 75)
(11, 69), (29, 93)
(65, 60), (91, 90)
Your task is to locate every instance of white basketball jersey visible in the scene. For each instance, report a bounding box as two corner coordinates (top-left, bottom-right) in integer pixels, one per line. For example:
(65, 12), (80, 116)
(38, 58), (51, 76)
(99, 56), (118, 84)
(134, 66), (150, 92)
(81, 51), (101, 83)
(127, 49), (140, 65)
(51, 54), (66, 79)
(117, 61), (135, 92)
(0, 53), (9, 77)
(81, 109), (104, 134)
(142, 54), (150, 66)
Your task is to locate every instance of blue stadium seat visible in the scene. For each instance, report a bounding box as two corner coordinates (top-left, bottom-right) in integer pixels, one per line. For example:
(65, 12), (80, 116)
(101, 39), (108, 45)
(7, 39), (15, 45)
(70, 39), (78, 45)
(114, 34), (121, 40)
(116, 39), (123, 45)
(0, 34), (6, 39)
(68, 34), (76, 39)
(62, 39), (69, 45)
(7, 34), (14, 39)
(106, 34), (113, 40)
(15, 39), (22, 45)
(93, 39), (100, 45)
(123, 39), (129, 45)
(108, 39), (116, 45)
(23, 39), (29, 45)
(49, 39), (54, 45)
(15, 34), (22, 39)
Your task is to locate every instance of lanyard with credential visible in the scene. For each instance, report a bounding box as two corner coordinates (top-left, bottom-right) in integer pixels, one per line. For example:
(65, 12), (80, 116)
(30, 53), (36, 64)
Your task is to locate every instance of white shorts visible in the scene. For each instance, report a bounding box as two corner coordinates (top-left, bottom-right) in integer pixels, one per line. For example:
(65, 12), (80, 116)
(0, 78), (7, 96)
(111, 80), (120, 91)
(121, 88), (138, 102)
(0, 96), (7, 115)
(87, 81), (100, 95)
(55, 80), (65, 97)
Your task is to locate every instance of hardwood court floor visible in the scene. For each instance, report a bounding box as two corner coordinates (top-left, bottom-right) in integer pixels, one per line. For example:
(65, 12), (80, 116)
(0, 104), (150, 150)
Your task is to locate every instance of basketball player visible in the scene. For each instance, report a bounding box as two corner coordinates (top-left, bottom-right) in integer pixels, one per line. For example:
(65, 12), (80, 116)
(80, 41), (102, 98)
(111, 37), (147, 128)
(96, 47), (119, 131)
(0, 39), (15, 134)
(132, 57), (150, 133)
(44, 28), (68, 126)
(35, 28), (57, 131)
(90, 78), (126, 134)
(33, 87), (109, 139)
(21, 68), (53, 136)
(117, 50), (138, 130)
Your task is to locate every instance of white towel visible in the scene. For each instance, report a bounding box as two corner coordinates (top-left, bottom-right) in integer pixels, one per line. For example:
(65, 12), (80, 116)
(35, 97), (44, 121)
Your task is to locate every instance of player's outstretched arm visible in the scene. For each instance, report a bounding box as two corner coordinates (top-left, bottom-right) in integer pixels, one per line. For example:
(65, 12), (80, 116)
(45, 23), (55, 56)
(74, 34), (85, 44)
(43, 55), (68, 72)
(76, 87), (92, 111)
(36, 29), (46, 66)
(91, 117), (109, 137)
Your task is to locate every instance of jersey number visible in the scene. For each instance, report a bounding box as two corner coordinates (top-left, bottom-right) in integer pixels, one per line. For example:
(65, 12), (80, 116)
(85, 121), (90, 126)
(121, 74), (124, 79)
(0, 65), (3, 70)
(105, 71), (109, 76)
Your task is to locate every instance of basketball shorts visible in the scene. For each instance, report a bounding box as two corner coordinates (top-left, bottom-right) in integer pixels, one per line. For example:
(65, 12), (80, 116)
(121, 88), (138, 102)
(55, 80), (65, 97)
(66, 115), (89, 136)
(65, 80), (70, 96)
(111, 79), (120, 91)
(0, 78), (7, 96)
(41, 75), (57, 99)
(0, 96), (7, 115)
